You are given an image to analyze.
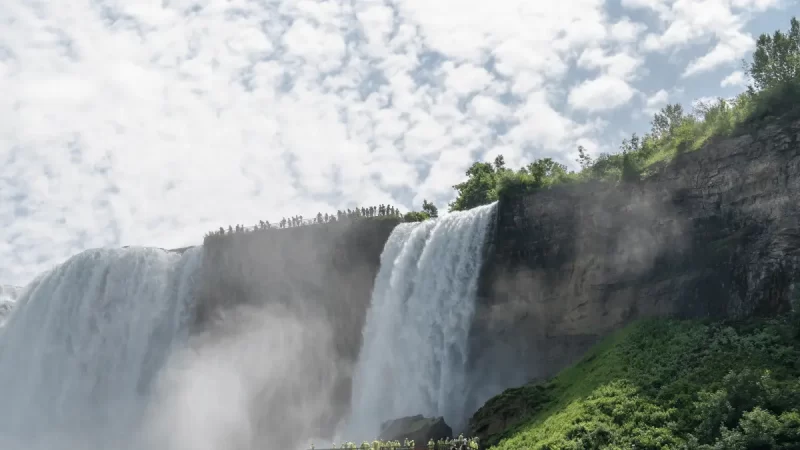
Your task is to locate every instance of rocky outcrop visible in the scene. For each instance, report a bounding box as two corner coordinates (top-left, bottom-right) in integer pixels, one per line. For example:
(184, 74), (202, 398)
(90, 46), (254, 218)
(466, 118), (800, 412)
(379, 415), (453, 444)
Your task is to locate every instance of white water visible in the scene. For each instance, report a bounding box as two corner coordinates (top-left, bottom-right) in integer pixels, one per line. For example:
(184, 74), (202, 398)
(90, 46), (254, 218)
(0, 285), (21, 325)
(346, 202), (496, 439)
(0, 246), (202, 448)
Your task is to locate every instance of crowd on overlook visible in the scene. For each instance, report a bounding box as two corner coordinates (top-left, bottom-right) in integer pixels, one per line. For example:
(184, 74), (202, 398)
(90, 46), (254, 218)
(203, 204), (404, 241)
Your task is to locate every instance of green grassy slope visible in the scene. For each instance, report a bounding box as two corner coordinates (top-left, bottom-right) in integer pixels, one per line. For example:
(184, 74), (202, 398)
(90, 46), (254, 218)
(469, 316), (800, 449)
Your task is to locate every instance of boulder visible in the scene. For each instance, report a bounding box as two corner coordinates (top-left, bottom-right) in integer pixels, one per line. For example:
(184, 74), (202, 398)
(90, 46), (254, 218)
(379, 415), (452, 444)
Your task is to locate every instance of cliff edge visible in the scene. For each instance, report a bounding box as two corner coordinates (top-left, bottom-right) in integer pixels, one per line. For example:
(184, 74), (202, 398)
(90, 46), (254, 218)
(467, 117), (800, 411)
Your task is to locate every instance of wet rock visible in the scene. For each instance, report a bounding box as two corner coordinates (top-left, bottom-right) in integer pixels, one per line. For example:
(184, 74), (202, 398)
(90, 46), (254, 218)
(379, 414), (453, 444)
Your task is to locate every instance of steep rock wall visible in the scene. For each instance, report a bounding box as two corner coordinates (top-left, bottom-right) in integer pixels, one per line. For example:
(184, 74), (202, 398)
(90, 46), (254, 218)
(467, 118), (800, 409)
(193, 218), (399, 433)
(196, 219), (398, 336)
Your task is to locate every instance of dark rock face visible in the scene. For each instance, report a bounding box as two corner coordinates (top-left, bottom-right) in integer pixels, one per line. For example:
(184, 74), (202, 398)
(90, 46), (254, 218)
(195, 218), (399, 344)
(193, 218), (400, 436)
(379, 415), (453, 444)
(467, 119), (800, 412)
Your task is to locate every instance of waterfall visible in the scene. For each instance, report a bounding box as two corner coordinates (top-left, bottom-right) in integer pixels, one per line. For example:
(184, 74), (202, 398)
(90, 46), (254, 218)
(346, 202), (496, 439)
(0, 246), (202, 448)
(0, 285), (20, 325)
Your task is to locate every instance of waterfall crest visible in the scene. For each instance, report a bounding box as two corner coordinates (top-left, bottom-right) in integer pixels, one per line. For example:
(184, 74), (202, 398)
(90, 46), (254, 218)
(346, 202), (496, 439)
(0, 246), (202, 448)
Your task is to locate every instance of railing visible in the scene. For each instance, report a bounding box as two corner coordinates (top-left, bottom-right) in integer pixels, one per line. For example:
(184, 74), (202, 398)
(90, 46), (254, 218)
(240, 217), (318, 231)
(309, 447), (476, 450)
(307, 441), (479, 450)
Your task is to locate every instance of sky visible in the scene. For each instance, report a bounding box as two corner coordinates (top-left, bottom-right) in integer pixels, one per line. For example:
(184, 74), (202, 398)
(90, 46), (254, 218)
(0, 0), (795, 286)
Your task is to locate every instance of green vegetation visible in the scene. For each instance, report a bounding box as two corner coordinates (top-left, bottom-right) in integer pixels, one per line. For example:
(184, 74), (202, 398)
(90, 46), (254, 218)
(471, 315), (800, 449)
(447, 17), (800, 212)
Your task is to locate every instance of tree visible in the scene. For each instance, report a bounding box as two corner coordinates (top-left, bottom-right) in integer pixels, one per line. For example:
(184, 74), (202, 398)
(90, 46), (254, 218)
(576, 145), (594, 170)
(651, 103), (685, 139)
(747, 17), (800, 91)
(621, 151), (640, 183)
(449, 161), (499, 212)
(421, 199), (438, 218)
(494, 155), (506, 171)
(522, 158), (569, 187)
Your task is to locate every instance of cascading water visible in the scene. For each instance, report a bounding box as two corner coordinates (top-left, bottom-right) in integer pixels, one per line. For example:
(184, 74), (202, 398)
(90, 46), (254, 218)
(0, 246), (202, 448)
(0, 284), (21, 325)
(346, 202), (496, 440)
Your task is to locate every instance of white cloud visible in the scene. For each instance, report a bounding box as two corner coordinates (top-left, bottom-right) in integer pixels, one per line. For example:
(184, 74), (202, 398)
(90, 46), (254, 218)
(577, 48), (643, 80)
(0, 0), (788, 285)
(441, 62), (494, 97)
(721, 70), (748, 87)
(682, 30), (754, 77)
(644, 88), (670, 115)
(568, 75), (638, 112)
(609, 17), (647, 43)
(627, 0), (782, 76)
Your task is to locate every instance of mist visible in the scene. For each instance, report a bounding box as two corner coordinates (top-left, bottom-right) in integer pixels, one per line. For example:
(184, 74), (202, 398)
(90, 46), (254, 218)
(0, 246), (344, 450)
(140, 303), (342, 450)
(0, 302), (342, 450)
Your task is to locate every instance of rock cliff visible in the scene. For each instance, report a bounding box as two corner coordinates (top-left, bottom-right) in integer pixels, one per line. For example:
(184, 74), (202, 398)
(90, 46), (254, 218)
(193, 217), (400, 435)
(466, 118), (800, 412)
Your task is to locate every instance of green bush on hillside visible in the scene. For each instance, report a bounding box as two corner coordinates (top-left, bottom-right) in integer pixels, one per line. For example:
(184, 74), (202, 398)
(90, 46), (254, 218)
(471, 317), (800, 450)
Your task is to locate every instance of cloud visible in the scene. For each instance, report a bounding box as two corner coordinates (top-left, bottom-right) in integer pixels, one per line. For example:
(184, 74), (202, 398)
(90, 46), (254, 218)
(625, 0), (782, 76)
(0, 0), (788, 285)
(682, 30), (755, 77)
(610, 17), (648, 43)
(644, 89), (670, 115)
(568, 75), (638, 112)
(721, 70), (748, 87)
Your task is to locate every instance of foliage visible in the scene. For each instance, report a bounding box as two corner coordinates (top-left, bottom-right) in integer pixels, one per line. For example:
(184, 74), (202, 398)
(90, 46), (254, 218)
(746, 17), (800, 92)
(473, 316), (800, 450)
(422, 199), (439, 218)
(446, 17), (800, 213)
(448, 158), (506, 212)
(403, 211), (431, 223)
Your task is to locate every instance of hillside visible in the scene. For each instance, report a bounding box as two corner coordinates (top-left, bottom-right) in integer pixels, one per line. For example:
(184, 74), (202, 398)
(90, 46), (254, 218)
(462, 17), (800, 416)
(468, 312), (800, 449)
